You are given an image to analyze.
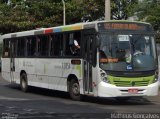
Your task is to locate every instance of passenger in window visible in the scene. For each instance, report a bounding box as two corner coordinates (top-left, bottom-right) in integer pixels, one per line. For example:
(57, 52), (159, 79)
(33, 48), (39, 56)
(4, 47), (9, 57)
(69, 34), (80, 55)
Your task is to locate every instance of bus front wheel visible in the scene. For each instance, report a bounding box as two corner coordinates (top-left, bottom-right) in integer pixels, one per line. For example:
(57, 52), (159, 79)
(20, 73), (28, 92)
(69, 79), (81, 101)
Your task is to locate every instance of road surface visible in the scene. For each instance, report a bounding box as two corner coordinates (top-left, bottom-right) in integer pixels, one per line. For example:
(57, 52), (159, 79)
(0, 74), (160, 119)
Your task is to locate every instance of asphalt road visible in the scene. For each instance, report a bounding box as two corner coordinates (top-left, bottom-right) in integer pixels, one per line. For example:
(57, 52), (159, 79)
(0, 74), (160, 119)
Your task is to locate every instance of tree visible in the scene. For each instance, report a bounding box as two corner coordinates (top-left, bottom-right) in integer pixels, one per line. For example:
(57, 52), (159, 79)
(111, 0), (138, 20)
(82, 0), (105, 21)
(133, 0), (160, 42)
(79, 0), (138, 21)
(0, 0), (139, 34)
(134, 0), (160, 31)
(0, 0), (62, 33)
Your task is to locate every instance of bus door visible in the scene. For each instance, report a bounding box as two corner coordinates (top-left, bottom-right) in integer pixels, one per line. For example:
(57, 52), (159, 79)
(83, 34), (94, 94)
(10, 40), (16, 83)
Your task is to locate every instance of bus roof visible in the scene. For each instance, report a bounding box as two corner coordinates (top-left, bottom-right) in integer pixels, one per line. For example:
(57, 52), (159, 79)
(1, 20), (151, 39)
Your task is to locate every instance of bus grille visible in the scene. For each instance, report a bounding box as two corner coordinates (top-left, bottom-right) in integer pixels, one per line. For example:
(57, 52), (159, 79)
(113, 80), (150, 87)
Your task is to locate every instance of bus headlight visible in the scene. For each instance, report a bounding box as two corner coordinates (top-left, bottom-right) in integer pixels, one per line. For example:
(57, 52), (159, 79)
(102, 77), (110, 83)
(153, 77), (158, 83)
(153, 71), (159, 83)
(100, 71), (110, 83)
(153, 75), (158, 83)
(101, 73), (105, 77)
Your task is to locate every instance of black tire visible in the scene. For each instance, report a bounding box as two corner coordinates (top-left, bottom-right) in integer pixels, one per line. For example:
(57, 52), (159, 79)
(69, 79), (81, 101)
(20, 73), (28, 92)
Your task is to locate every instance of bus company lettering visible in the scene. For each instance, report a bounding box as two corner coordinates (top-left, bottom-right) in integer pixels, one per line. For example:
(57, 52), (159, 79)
(62, 63), (71, 69)
(23, 61), (33, 67)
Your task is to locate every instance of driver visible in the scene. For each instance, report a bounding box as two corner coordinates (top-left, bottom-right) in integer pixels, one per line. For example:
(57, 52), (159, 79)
(125, 49), (132, 63)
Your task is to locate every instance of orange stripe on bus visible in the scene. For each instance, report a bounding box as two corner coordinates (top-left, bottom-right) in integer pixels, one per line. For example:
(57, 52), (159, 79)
(100, 58), (118, 63)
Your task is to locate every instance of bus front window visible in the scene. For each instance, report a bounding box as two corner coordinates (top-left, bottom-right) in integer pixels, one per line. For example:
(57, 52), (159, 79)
(99, 33), (157, 72)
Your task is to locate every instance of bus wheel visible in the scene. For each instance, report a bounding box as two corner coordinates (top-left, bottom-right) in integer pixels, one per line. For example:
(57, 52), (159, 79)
(69, 79), (81, 101)
(20, 73), (28, 92)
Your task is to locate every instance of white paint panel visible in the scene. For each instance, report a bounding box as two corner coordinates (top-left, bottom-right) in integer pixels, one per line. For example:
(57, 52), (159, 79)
(2, 58), (11, 82)
(62, 59), (83, 79)
(2, 58), (83, 93)
(2, 58), (10, 72)
(45, 59), (63, 90)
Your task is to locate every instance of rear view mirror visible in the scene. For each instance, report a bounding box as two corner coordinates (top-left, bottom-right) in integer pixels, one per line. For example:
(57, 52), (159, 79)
(96, 35), (101, 47)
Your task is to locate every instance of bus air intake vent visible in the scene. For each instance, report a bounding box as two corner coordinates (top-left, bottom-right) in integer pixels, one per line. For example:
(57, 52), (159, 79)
(113, 80), (150, 87)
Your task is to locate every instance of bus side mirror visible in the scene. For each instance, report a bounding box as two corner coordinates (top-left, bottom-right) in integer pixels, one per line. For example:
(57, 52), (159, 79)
(92, 37), (97, 67)
(96, 35), (101, 47)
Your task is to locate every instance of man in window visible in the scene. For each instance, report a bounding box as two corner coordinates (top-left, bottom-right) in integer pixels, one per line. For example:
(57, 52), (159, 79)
(74, 39), (80, 50)
(69, 33), (80, 55)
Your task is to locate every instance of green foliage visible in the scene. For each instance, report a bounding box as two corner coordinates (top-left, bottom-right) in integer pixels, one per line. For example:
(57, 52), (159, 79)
(133, 0), (160, 42)
(82, 0), (104, 21)
(134, 0), (160, 31)
(111, 0), (138, 20)
(0, 0), (139, 34)
(0, 0), (61, 34)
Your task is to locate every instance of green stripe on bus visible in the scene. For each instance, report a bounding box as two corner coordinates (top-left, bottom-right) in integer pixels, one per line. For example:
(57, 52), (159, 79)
(108, 75), (155, 87)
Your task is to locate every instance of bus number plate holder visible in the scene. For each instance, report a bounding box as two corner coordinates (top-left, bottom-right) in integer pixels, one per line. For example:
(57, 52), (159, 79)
(128, 89), (138, 94)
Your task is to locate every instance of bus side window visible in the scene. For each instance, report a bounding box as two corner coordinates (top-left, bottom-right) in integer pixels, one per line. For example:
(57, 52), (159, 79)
(17, 38), (25, 57)
(37, 35), (49, 57)
(65, 32), (81, 56)
(48, 35), (53, 56)
(31, 37), (37, 57)
(65, 33), (73, 56)
(50, 34), (63, 57)
(3, 39), (10, 57)
(26, 37), (36, 57)
(26, 38), (31, 56)
(50, 35), (54, 56)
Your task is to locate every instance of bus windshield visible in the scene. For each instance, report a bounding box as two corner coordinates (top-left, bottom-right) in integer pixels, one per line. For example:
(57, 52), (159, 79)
(99, 33), (157, 72)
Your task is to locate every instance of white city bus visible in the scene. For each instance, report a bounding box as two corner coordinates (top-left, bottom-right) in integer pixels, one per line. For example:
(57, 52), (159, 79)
(1, 21), (159, 100)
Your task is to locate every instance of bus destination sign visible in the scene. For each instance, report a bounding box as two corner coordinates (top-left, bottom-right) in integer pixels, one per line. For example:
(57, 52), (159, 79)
(98, 22), (152, 32)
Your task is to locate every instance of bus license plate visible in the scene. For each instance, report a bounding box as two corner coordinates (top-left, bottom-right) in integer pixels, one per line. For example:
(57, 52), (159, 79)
(128, 89), (138, 94)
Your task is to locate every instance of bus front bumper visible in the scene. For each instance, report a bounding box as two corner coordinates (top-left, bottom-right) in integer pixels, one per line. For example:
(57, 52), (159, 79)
(98, 81), (159, 97)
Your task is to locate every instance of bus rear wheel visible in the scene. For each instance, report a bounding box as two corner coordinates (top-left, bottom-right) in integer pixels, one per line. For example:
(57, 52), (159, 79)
(69, 79), (81, 101)
(20, 73), (28, 92)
